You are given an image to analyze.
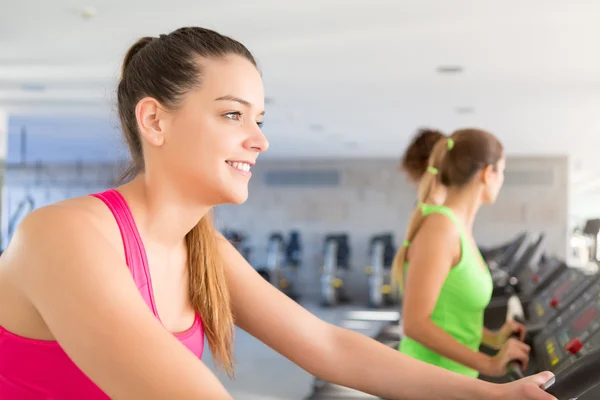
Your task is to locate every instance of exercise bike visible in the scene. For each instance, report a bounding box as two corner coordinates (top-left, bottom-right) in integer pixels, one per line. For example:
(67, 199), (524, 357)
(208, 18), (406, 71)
(364, 233), (398, 308)
(320, 234), (351, 307)
(262, 231), (301, 301)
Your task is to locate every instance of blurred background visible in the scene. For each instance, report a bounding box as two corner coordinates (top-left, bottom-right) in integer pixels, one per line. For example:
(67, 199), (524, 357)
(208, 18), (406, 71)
(2, 1), (600, 399)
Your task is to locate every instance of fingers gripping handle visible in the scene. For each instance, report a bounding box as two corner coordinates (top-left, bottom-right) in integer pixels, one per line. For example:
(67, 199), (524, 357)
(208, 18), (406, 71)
(507, 332), (525, 380)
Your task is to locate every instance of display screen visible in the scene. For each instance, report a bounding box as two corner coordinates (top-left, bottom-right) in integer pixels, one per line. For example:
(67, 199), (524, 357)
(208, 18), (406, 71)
(574, 306), (599, 332)
(554, 280), (571, 299)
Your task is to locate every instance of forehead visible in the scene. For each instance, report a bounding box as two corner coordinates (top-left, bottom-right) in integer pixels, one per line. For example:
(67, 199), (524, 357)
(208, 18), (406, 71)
(191, 55), (264, 109)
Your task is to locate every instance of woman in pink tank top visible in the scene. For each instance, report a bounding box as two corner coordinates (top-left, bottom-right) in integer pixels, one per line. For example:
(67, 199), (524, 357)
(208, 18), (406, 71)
(0, 27), (555, 400)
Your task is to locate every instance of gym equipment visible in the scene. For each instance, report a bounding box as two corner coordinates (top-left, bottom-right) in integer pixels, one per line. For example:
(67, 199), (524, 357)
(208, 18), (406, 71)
(7, 195), (35, 243)
(286, 230), (302, 267)
(484, 236), (556, 329)
(222, 229), (252, 261)
(503, 267), (600, 399)
(320, 234), (351, 307)
(486, 259), (581, 330)
(480, 231), (528, 265)
(364, 233), (397, 308)
(308, 237), (600, 398)
(490, 232), (546, 296)
(305, 310), (401, 399)
(569, 219), (600, 267)
(261, 231), (301, 301)
(542, 346), (600, 399)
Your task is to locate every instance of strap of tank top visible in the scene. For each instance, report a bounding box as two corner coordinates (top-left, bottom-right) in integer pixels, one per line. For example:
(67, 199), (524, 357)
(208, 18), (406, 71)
(90, 189), (146, 275)
(422, 204), (459, 225)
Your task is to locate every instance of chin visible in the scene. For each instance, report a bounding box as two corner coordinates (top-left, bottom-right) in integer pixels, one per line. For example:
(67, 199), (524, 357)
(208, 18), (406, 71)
(222, 188), (249, 205)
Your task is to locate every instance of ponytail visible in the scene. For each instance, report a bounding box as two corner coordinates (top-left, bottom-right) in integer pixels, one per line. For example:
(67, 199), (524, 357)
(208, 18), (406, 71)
(121, 36), (154, 78)
(392, 136), (453, 293)
(186, 211), (235, 377)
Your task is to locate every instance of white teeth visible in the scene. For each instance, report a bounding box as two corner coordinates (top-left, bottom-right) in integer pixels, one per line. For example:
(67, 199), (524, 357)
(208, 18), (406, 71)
(228, 161), (251, 172)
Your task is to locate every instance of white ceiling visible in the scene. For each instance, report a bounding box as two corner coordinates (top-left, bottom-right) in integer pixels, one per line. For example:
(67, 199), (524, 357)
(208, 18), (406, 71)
(2, 0), (600, 181)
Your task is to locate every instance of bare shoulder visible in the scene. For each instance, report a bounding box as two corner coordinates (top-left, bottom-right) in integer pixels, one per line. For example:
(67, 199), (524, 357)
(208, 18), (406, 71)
(3, 194), (122, 274)
(0, 194), (125, 340)
(416, 211), (460, 243)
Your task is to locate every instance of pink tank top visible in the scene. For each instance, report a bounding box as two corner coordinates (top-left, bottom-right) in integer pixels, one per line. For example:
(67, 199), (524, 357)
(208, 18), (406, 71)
(0, 189), (204, 399)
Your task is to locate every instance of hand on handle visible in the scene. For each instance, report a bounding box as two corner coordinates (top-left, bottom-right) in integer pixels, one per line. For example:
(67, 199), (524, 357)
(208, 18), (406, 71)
(485, 337), (530, 377)
(494, 371), (558, 400)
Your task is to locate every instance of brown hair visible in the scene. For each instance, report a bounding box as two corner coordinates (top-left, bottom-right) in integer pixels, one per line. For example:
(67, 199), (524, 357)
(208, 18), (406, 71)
(400, 128), (445, 183)
(392, 128), (504, 292)
(117, 27), (257, 377)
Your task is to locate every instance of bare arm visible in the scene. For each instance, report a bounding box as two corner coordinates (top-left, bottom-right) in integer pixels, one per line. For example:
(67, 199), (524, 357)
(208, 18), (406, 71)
(402, 214), (492, 374)
(218, 235), (501, 400)
(9, 207), (231, 400)
(482, 327), (500, 349)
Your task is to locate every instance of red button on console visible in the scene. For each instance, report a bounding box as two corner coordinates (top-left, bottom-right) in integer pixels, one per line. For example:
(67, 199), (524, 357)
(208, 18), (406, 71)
(566, 338), (583, 355)
(550, 297), (559, 308)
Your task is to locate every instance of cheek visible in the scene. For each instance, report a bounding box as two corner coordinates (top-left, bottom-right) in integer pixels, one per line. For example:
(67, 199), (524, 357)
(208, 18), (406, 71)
(171, 117), (222, 156)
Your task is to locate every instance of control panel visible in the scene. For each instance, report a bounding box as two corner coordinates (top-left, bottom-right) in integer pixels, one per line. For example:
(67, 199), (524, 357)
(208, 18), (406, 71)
(534, 280), (600, 373)
(518, 257), (566, 296)
(527, 268), (597, 324)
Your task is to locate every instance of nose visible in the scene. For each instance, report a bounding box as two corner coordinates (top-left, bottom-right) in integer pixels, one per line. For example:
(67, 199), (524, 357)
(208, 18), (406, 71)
(245, 125), (269, 153)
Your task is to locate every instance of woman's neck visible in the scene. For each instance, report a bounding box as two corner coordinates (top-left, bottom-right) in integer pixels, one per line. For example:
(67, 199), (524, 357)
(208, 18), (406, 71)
(443, 186), (482, 232)
(117, 174), (212, 249)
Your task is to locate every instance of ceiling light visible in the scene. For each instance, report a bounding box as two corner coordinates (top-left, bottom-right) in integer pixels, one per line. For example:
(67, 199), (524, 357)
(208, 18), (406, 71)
(436, 65), (464, 74)
(77, 6), (98, 20)
(455, 107), (475, 114)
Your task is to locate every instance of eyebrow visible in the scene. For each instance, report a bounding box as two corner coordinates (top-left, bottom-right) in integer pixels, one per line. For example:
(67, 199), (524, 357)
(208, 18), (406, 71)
(215, 95), (265, 116)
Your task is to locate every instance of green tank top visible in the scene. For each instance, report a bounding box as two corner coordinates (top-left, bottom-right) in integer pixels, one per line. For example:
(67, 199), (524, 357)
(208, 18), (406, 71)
(398, 204), (493, 378)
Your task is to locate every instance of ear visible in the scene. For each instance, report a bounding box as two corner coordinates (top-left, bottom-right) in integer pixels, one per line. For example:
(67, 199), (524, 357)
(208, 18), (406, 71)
(481, 164), (496, 185)
(135, 97), (167, 147)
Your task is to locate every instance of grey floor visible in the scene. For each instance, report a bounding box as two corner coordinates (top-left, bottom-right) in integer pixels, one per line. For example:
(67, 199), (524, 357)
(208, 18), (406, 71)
(203, 301), (395, 400)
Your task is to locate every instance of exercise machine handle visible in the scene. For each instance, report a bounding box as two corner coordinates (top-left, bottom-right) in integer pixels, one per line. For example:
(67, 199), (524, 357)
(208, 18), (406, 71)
(543, 346), (600, 399)
(507, 331), (525, 380)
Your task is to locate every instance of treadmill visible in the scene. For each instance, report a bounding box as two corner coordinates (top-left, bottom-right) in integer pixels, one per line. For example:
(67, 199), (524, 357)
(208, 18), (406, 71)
(502, 265), (600, 399)
(484, 235), (558, 329)
(480, 231), (528, 265)
(489, 232), (546, 297)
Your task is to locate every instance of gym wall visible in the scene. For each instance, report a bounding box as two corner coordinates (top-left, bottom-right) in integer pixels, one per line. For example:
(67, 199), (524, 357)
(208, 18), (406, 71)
(0, 152), (568, 303)
(215, 156), (569, 301)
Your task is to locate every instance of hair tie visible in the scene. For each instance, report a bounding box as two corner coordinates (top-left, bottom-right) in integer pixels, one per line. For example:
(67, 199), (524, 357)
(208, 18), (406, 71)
(403, 240), (411, 247)
(427, 166), (438, 175)
(447, 138), (455, 151)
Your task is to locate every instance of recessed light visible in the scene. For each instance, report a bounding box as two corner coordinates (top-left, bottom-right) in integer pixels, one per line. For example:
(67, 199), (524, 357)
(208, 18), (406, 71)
(76, 6), (98, 20)
(455, 106), (474, 114)
(437, 65), (464, 74)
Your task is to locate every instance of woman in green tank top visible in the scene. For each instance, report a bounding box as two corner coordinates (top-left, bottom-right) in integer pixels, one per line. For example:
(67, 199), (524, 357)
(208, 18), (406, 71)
(394, 128), (530, 379)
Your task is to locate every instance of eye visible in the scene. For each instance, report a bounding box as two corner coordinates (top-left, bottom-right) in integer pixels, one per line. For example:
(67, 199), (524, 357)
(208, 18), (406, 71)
(224, 112), (242, 121)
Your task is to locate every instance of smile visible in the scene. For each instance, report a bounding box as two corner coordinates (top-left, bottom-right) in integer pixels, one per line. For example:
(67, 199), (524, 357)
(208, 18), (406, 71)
(226, 161), (252, 174)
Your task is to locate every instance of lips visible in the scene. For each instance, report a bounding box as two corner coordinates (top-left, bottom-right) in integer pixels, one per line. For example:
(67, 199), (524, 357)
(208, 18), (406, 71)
(226, 160), (252, 173)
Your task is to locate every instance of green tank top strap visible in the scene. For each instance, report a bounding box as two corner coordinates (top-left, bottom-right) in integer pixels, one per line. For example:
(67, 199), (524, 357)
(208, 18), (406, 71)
(420, 204), (461, 230)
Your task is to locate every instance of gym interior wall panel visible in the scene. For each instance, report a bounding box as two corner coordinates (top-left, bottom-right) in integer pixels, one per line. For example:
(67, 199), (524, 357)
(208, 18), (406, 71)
(215, 156), (569, 301)
(1, 162), (120, 249)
